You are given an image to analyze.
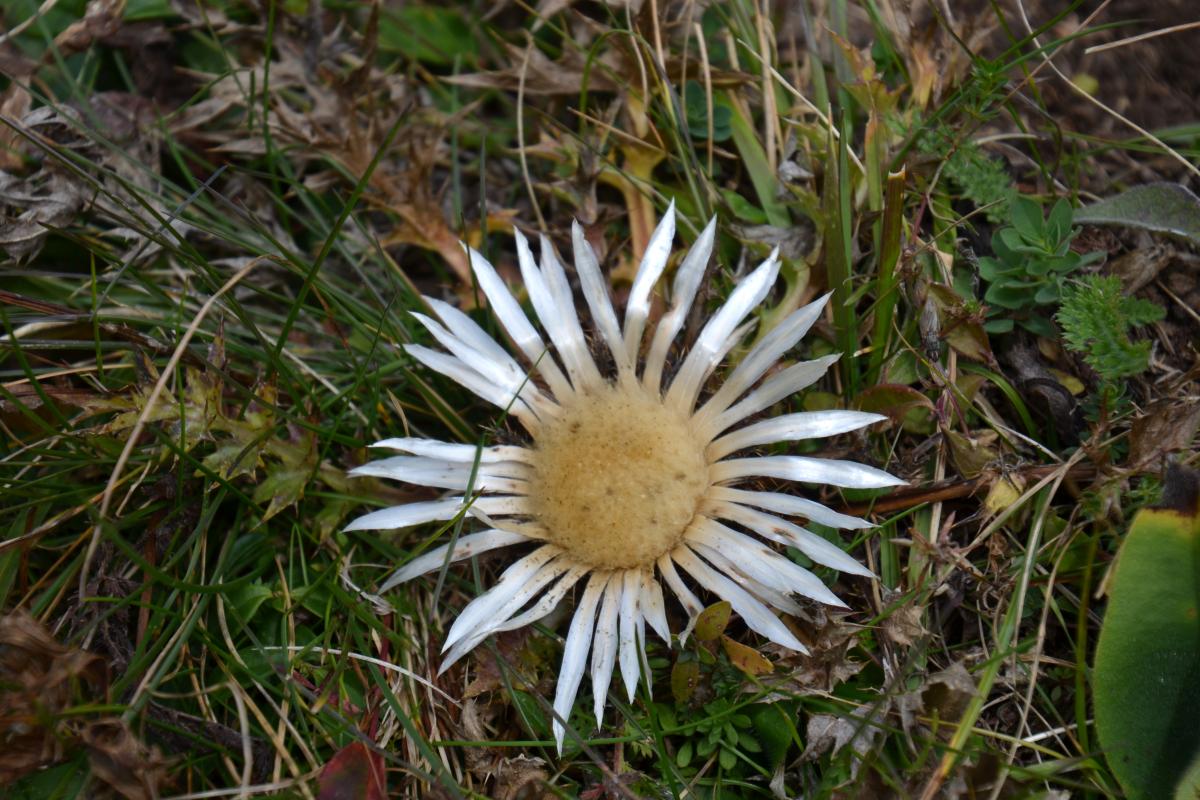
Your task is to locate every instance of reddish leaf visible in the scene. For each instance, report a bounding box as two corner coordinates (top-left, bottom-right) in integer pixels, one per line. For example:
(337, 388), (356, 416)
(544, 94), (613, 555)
(317, 742), (386, 800)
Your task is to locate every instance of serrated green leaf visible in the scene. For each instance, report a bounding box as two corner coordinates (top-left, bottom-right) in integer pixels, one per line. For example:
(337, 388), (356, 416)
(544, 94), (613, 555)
(252, 466), (309, 521)
(1056, 275), (1164, 380)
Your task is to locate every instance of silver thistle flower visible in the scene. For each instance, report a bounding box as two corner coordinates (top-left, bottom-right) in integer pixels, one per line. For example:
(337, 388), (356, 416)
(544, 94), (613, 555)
(346, 203), (902, 752)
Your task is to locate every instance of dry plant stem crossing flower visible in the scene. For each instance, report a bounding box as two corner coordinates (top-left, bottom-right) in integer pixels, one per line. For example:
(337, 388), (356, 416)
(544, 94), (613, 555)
(345, 202), (903, 752)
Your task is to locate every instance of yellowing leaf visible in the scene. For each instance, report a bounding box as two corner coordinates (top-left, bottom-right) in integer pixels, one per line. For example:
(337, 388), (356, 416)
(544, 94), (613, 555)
(693, 601), (732, 642)
(983, 475), (1024, 517)
(721, 636), (773, 676)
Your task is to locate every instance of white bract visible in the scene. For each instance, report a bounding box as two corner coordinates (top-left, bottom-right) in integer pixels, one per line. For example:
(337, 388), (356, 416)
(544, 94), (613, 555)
(346, 203), (902, 752)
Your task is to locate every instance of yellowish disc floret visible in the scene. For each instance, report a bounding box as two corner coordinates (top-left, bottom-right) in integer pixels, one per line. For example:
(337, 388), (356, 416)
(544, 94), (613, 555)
(528, 383), (710, 570)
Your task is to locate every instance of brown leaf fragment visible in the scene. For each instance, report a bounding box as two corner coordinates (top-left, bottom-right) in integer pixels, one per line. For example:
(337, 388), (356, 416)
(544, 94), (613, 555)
(898, 661), (977, 737)
(492, 755), (551, 800)
(463, 627), (536, 699)
(0, 611), (105, 783)
(0, 167), (88, 261)
(774, 606), (863, 691)
(1128, 400), (1200, 471)
(81, 719), (171, 800)
(800, 707), (881, 778)
(1109, 241), (1175, 292)
(944, 428), (1000, 480)
(52, 0), (125, 60)
(879, 594), (927, 648)
(446, 42), (622, 95)
(0, 82), (32, 170)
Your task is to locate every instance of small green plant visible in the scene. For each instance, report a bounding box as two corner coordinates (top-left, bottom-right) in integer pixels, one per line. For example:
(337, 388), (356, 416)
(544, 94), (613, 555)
(661, 697), (762, 772)
(978, 196), (1101, 336)
(942, 139), (1015, 223)
(683, 80), (732, 142)
(1056, 275), (1164, 381)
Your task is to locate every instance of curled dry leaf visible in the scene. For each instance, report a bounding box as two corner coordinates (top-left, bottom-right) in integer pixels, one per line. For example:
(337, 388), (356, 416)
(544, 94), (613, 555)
(81, 719), (172, 800)
(0, 610), (106, 783)
(446, 41), (622, 96)
(0, 611), (169, 798)
(774, 605), (864, 692)
(52, 0), (124, 60)
(460, 696), (552, 799)
(800, 708), (881, 778)
(0, 167), (88, 262)
(879, 591), (928, 648)
(897, 661), (977, 738)
(1128, 399), (1200, 472)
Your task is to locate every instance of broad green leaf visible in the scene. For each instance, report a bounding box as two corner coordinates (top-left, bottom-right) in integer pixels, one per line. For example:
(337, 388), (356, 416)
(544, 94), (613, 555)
(1009, 196), (1043, 239)
(720, 189), (768, 224)
(1094, 467), (1200, 800)
(1075, 182), (1200, 244)
(750, 702), (798, 768)
(378, 7), (476, 66)
(720, 94), (790, 228)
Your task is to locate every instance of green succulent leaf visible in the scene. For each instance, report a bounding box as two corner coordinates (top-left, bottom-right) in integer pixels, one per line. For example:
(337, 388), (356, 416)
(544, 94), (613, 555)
(1094, 467), (1200, 800)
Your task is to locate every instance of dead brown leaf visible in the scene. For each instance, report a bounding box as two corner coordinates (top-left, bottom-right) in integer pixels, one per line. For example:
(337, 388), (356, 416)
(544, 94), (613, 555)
(0, 611), (104, 783)
(800, 708), (881, 778)
(879, 592), (928, 648)
(776, 605), (864, 692)
(897, 661), (977, 738)
(0, 82), (32, 171)
(81, 719), (171, 800)
(52, 0), (125, 60)
(0, 165), (88, 261)
(1128, 398), (1200, 471)
(447, 41), (622, 96)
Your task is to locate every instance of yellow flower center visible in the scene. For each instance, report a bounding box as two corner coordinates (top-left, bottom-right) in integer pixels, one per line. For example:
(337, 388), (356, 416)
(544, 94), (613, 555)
(527, 383), (710, 570)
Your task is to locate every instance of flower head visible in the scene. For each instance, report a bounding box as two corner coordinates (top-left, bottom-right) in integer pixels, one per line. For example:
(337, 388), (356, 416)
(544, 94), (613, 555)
(346, 203), (902, 752)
